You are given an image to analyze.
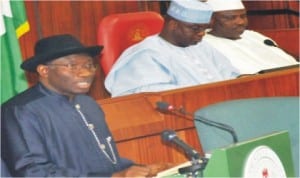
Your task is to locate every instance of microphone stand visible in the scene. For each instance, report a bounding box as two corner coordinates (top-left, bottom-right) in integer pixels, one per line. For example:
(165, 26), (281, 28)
(174, 114), (210, 177)
(166, 106), (238, 144)
(161, 129), (209, 177)
(178, 156), (209, 178)
(157, 102), (239, 177)
(158, 109), (209, 177)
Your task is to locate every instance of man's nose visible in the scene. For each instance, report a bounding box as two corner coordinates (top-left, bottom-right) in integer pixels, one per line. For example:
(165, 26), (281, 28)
(77, 67), (95, 77)
(197, 30), (206, 37)
(236, 16), (247, 25)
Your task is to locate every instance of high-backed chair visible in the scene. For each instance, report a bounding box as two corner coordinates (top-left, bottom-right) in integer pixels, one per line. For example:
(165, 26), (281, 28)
(194, 97), (299, 176)
(97, 11), (164, 76)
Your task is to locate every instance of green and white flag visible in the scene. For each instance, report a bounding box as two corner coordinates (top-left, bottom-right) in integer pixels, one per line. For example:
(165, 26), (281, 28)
(1, 0), (30, 104)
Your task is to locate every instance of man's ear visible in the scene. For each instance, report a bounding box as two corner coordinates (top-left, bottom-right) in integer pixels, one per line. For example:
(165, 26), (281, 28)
(168, 19), (178, 31)
(209, 14), (216, 26)
(204, 17), (214, 30)
(210, 13), (218, 27)
(36, 64), (49, 78)
(166, 19), (178, 31)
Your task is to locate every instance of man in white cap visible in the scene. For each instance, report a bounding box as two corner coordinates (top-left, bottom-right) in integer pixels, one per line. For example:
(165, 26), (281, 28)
(105, 0), (239, 97)
(204, 0), (298, 74)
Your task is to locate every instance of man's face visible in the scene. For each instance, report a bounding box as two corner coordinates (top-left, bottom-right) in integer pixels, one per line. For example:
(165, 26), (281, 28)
(173, 20), (210, 47)
(39, 53), (96, 98)
(210, 9), (248, 39)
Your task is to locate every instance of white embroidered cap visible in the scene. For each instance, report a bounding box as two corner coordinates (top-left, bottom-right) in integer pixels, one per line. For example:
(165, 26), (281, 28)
(167, 0), (213, 24)
(207, 0), (245, 12)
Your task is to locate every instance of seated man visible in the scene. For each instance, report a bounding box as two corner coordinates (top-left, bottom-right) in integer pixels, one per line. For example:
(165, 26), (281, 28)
(104, 0), (240, 97)
(204, 0), (298, 74)
(1, 34), (170, 177)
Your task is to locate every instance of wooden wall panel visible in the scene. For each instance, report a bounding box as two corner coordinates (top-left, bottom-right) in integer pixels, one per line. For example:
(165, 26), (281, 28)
(288, 1), (299, 12)
(244, 1), (299, 29)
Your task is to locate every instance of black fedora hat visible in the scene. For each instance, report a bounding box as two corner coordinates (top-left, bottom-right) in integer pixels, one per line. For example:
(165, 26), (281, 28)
(21, 34), (103, 72)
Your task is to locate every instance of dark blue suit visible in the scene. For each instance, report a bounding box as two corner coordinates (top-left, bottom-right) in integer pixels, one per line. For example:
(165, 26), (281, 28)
(1, 158), (11, 177)
(1, 83), (133, 177)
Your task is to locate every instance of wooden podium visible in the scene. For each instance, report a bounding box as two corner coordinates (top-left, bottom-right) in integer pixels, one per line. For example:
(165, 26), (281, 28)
(97, 68), (299, 164)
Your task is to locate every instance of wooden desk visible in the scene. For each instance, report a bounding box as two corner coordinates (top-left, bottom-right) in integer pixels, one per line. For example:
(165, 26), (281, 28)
(97, 68), (299, 164)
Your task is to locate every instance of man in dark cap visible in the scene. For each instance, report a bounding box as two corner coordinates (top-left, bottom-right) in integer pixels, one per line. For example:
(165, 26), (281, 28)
(1, 34), (169, 177)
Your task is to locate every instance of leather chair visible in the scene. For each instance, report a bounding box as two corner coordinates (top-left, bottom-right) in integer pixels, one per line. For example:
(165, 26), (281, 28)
(97, 11), (164, 76)
(194, 97), (299, 176)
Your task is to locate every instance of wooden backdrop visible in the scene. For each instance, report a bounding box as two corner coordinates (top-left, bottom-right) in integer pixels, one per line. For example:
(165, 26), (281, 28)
(19, 0), (299, 100)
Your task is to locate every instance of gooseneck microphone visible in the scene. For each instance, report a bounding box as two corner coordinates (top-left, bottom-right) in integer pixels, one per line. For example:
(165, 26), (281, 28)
(264, 39), (277, 47)
(156, 101), (238, 144)
(161, 129), (209, 176)
(161, 129), (200, 160)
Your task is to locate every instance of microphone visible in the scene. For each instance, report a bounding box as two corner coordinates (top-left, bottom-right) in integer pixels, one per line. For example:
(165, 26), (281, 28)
(264, 39), (277, 47)
(156, 101), (174, 112)
(263, 39), (297, 60)
(161, 129), (209, 176)
(161, 129), (200, 160)
(156, 101), (238, 144)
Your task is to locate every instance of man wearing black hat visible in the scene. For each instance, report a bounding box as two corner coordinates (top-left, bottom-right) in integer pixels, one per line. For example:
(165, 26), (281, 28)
(1, 34), (169, 177)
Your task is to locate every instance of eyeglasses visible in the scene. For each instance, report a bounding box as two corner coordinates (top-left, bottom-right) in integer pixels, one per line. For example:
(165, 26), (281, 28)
(47, 63), (97, 72)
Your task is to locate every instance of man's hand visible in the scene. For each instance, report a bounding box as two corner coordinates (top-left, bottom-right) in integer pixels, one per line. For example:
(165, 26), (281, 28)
(146, 163), (175, 177)
(112, 163), (175, 177)
(112, 165), (150, 177)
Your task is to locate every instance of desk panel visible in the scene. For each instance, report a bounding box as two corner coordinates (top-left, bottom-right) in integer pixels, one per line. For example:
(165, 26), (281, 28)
(98, 68), (299, 164)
